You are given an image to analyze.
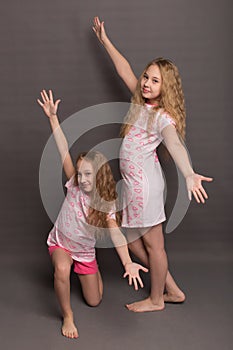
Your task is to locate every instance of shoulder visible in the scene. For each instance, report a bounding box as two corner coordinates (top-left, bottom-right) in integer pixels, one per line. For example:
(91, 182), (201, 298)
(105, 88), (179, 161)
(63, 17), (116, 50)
(65, 174), (79, 191)
(158, 109), (176, 125)
(155, 109), (176, 134)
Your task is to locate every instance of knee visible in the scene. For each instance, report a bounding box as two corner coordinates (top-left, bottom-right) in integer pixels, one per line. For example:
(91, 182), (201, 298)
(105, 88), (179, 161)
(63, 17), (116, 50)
(86, 297), (102, 307)
(144, 240), (165, 256)
(54, 264), (70, 281)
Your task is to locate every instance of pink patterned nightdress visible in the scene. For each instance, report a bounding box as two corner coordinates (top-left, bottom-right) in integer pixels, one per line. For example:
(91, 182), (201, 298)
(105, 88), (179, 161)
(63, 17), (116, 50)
(47, 175), (96, 262)
(119, 105), (176, 228)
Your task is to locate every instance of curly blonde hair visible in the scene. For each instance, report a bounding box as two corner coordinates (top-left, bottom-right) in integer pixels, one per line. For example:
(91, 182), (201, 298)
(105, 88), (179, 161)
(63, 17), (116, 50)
(120, 57), (186, 140)
(74, 151), (121, 235)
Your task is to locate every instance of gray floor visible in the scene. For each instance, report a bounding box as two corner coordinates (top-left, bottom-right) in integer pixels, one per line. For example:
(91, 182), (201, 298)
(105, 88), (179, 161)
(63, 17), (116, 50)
(0, 1), (232, 348)
(1, 208), (232, 350)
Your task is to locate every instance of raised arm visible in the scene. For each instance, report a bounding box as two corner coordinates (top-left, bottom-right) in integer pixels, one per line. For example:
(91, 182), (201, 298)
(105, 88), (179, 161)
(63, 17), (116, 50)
(162, 125), (213, 203)
(93, 16), (138, 94)
(107, 218), (148, 290)
(37, 90), (75, 179)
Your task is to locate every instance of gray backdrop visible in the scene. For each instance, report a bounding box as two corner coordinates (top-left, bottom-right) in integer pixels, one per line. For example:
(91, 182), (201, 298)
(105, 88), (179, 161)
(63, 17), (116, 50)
(0, 0), (232, 349)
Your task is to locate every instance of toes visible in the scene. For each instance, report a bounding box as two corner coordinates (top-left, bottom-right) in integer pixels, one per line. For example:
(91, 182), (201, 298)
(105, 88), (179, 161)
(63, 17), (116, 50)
(62, 320), (78, 339)
(62, 328), (73, 339)
(63, 330), (69, 338)
(73, 330), (78, 338)
(125, 303), (137, 312)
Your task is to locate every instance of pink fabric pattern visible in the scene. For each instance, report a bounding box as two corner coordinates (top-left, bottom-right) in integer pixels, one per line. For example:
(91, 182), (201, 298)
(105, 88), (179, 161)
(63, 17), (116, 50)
(47, 175), (96, 262)
(119, 105), (175, 228)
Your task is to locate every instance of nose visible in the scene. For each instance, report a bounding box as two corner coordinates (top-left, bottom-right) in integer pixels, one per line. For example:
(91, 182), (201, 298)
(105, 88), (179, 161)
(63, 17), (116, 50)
(144, 79), (150, 88)
(79, 175), (87, 183)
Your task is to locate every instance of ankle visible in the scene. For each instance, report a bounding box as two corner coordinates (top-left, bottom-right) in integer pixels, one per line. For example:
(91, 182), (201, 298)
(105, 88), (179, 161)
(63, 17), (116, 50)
(165, 290), (185, 297)
(150, 296), (164, 306)
(63, 311), (74, 319)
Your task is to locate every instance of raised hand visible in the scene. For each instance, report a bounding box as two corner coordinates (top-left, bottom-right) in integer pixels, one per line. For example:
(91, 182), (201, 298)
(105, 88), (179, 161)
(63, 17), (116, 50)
(37, 89), (61, 118)
(123, 262), (149, 291)
(92, 16), (108, 45)
(186, 173), (213, 203)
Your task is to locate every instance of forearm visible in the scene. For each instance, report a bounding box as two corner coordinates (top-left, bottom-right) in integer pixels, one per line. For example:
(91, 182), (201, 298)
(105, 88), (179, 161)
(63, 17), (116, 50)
(162, 126), (194, 178)
(49, 115), (69, 161)
(167, 142), (194, 178)
(100, 36), (137, 93)
(102, 37), (131, 77)
(108, 222), (132, 266)
(115, 244), (133, 267)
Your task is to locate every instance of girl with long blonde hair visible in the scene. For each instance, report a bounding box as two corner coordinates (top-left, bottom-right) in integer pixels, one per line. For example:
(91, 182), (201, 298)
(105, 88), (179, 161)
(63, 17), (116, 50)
(37, 90), (148, 338)
(93, 17), (213, 313)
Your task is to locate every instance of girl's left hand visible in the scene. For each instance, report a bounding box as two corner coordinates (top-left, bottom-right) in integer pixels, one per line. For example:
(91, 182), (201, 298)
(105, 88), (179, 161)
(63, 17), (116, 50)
(37, 89), (61, 119)
(123, 262), (149, 290)
(186, 173), (213, 203)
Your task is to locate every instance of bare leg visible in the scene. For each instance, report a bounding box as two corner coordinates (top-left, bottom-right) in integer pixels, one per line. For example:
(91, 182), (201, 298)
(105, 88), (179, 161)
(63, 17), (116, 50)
(51, 249), (78, 339)
(127, 233), (185, 303)
(127, 230), (149, 266)
(78, 269), (103, 306)
(126, 224), (184, 312)
(164, 272), (185, 303)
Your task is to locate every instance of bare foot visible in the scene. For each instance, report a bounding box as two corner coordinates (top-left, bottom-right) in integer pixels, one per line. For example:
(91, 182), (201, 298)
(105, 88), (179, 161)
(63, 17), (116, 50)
(163, 292), (186, 303)
(125, 297), (165, 313)
(62, 315), (79, 339)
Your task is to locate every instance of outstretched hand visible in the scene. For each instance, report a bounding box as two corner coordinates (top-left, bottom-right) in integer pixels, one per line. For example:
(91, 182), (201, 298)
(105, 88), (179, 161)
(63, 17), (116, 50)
(186, 173), (213, 203)
(123, 262), (148, 291)
(37, 90), (61, 118)
(92, 16), (108, 44)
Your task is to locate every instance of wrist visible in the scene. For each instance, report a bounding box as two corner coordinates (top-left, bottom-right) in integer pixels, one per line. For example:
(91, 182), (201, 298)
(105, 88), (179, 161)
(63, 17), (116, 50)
(50, 113), (58, 118)
(102, 36), (111, 48)
(49, 115), (60, 129)
(123, 260), (132, 267)
(49, 114), (59, 123)
(185, 171), (195, 179)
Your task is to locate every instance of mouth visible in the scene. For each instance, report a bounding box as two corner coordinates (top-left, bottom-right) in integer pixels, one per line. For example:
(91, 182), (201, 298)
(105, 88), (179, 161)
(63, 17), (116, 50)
(142, 88), (150, 93)
(80, 184), (90, 189)
(80, 185), (92, 193)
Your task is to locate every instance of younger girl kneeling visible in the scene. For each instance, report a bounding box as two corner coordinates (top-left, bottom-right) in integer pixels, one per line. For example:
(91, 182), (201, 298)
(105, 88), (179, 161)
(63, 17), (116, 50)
(37, 90), (148, 339)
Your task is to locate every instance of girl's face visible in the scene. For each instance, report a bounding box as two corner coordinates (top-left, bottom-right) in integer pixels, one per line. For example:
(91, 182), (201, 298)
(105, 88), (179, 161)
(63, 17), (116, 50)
(76, 159), (94, 193)
(140, 64), (162, 104)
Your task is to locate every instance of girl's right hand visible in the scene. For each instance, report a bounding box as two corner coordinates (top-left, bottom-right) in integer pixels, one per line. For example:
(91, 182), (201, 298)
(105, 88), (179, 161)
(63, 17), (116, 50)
(92, 16), (108, 45)
(37, 89), (61, 119)
(123, 262), (149, 291)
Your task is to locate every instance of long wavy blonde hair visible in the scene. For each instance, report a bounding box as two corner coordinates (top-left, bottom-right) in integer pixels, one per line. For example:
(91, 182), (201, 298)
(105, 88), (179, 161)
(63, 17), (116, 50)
(120, 57), (186, 140)
(74, 151), (121, 234)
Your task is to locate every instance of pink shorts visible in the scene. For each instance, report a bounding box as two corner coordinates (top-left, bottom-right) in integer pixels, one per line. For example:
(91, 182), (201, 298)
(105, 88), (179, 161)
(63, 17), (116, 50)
(48, 245), (98, 275)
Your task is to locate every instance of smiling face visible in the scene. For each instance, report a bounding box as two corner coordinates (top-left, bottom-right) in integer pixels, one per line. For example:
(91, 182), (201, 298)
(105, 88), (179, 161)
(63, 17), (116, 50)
(140, 64), (162, 104)
(76, 159), (94, 193)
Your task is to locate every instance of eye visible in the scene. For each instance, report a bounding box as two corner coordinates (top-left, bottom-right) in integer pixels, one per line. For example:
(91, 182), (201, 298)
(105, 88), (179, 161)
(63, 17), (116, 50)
(143, 74), (148, 79)
(152, 79), (159, 84)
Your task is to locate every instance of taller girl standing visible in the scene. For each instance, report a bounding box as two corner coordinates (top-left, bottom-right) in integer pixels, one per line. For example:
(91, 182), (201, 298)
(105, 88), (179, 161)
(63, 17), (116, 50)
(93, 17), (213, 312)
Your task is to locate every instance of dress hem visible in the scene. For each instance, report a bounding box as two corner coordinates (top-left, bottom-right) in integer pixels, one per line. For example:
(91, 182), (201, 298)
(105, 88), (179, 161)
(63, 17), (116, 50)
(121, 217), (166, 228)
